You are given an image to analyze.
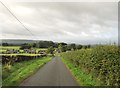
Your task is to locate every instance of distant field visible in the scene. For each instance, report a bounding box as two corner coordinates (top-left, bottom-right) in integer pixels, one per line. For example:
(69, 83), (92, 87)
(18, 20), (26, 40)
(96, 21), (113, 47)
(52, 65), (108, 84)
(0, 49), (6, 52)
(0, 54), (41, 56)
(35, 48), (47, 53)
(0, 46), (48, 55)
(0, 46), (47, 51)
(0, 46), (20, 50)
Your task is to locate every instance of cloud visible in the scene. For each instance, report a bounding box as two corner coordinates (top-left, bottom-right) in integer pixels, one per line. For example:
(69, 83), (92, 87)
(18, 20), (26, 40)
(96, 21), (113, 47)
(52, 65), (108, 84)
(0, 2), (118, 44)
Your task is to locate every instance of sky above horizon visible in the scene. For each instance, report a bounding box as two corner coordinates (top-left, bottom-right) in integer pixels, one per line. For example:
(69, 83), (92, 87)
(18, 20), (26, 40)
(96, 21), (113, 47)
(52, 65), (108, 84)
(0, 1), (118, 44)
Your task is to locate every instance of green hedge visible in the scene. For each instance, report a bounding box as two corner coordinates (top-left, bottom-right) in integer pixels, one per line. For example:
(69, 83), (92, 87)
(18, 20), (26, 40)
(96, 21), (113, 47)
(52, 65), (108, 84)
(61, 45), (120, 86)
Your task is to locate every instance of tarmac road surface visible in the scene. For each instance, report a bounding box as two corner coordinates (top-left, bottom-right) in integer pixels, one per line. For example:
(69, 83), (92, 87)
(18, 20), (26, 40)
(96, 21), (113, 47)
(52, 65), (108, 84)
(20, 56), (79, 86)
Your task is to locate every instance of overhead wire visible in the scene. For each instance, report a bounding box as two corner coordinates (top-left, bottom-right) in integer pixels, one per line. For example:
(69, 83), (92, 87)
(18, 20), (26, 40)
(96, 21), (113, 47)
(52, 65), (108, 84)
(0, 1), (40, 47)
(0, 1), (34, 37)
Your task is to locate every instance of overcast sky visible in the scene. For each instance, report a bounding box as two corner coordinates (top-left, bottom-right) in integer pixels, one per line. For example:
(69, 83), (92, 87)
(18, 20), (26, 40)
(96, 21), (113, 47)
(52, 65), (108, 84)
(0, 1), (118, 44)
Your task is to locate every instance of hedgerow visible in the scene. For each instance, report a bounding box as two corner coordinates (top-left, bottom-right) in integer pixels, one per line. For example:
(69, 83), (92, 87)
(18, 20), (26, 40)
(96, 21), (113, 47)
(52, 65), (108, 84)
(61, 45), (120, 86)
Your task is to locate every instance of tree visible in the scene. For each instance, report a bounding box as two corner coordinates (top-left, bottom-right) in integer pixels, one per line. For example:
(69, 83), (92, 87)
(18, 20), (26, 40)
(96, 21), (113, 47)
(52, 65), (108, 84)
(20, 43), (31, 49)
(47, 46), (55, 55)
(87, 44), (91, 48)
(58, 42), (67, 46)
(83, 45), (91, 49)
(70, 43), (76, 50)
(32, 43), (37, 47)
(38, 41), (55, 48)
(76, 45), (83, 50)
(58, 44), (67, 52)
(2, 43), (9, 46)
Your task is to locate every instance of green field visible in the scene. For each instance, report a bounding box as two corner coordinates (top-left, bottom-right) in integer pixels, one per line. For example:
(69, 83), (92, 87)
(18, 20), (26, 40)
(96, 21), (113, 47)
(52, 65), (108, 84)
(0, 53), (41, 56)
(2, 56), (52, 86)
(0, 46), (20, 50)
(0, 49), (6, 52)
(0, 46), (47, 53)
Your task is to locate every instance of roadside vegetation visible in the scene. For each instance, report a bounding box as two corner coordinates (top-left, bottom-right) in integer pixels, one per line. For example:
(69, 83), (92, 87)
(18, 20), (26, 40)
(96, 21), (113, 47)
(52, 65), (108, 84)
(62, 58), (99, 86)
(2, 56), (52, 86)
(1, 41), (55, 86)
(1, 41), (119, 87)
(61, 45), (120, 86)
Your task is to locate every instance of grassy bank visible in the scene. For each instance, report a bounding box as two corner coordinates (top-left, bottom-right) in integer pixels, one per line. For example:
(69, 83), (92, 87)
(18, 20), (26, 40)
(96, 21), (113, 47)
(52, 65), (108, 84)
(2, 56), (52, 86)
(62, 58), (99, 86)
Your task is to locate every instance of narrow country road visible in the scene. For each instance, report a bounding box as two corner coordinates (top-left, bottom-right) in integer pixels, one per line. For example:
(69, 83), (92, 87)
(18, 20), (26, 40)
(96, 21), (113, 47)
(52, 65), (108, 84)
(20, 56), (79, 86)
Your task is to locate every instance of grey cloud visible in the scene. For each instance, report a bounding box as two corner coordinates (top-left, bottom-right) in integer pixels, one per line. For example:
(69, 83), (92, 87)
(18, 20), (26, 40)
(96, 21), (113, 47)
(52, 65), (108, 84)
(0, 2), (118, 44)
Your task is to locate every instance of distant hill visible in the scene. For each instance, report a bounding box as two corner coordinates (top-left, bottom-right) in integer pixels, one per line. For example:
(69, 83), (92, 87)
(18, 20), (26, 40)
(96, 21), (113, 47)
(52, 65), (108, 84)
(1, 39), (37, 44)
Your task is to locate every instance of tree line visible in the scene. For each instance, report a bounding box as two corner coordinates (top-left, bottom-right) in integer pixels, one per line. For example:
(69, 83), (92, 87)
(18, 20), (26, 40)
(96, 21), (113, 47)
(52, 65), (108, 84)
(2, 41), (91, 54)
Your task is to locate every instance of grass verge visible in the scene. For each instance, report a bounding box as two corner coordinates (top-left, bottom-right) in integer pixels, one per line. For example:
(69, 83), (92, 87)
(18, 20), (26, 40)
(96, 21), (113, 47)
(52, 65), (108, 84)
(2, 56), (52, 86)
(61, 57), (100, 86)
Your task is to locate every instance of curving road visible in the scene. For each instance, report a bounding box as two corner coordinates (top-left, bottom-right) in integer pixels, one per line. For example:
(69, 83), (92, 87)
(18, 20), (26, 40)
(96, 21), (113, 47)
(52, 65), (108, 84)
(20, 56), (79, 86)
